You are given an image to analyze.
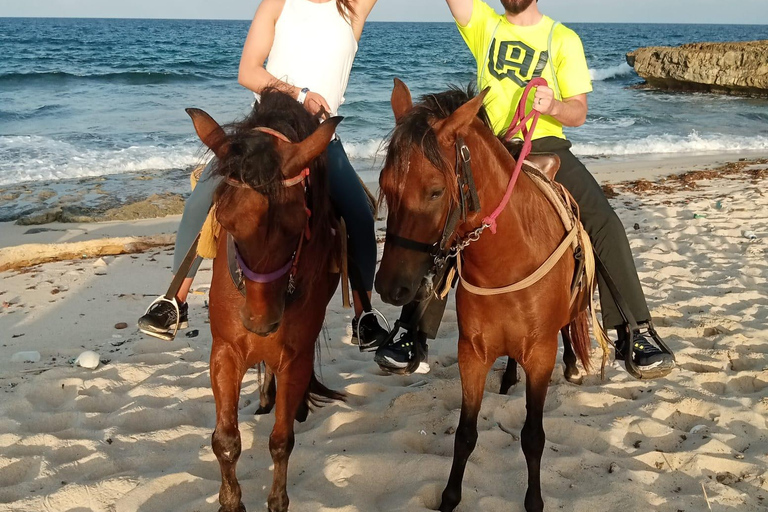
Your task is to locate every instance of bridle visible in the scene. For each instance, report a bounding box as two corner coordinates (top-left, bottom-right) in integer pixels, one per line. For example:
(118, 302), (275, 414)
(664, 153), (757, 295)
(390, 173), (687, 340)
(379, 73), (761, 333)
(384, 135), (483, 286)
(384, 78), (548, 288)
(229, 126), (312, 295)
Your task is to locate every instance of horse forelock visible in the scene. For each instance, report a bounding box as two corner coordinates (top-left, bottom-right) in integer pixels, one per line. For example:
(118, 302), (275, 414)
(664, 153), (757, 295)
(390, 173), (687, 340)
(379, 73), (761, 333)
(380, 86), (492, 212)
(212, 88), (334, 298)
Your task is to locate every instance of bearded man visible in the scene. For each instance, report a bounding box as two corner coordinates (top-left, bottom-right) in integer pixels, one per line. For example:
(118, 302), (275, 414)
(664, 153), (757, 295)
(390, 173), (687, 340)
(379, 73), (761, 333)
(375, 0), (676, 380)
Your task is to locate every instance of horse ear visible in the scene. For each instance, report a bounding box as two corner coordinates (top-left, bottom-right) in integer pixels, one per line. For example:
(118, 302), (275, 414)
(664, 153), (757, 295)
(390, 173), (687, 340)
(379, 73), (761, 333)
(279, 117), (344, 177)
(434, 88), (490, 142)
(391, 78), (413, 123)
(186, 108), (230, 159)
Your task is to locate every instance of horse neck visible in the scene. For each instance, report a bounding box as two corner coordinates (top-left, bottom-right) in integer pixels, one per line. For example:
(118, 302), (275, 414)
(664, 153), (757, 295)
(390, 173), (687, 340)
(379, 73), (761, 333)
(458, 127), (565, 282)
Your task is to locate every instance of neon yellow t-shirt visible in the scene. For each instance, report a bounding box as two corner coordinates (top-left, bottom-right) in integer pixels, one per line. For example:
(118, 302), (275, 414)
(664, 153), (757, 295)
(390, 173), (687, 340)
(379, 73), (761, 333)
(457, 0), (592, 139)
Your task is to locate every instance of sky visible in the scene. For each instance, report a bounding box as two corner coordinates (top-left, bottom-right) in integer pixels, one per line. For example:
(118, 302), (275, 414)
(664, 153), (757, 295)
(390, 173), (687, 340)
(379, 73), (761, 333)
(2, 0), (767, 24)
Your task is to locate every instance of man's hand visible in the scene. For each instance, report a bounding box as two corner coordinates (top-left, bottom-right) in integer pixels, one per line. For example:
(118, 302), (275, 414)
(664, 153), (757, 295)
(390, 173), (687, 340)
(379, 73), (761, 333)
(533, 87), (588, 127)
(533, 85), (557, 116)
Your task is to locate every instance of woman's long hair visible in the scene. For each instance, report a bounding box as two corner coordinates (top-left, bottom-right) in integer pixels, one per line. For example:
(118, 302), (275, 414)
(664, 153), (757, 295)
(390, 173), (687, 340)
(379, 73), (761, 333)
(337, 0), (356, 22)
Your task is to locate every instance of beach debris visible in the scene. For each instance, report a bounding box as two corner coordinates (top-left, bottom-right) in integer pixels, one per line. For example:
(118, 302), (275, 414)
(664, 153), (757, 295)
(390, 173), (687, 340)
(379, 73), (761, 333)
(743, 230), (758, 240)
(11, 351), (41, 363)
(114, 322), (128, 330)
(633, 223), (640, 230)
(608, 462), (620, 474)
(716, 472), (740, 486)
(693, 213), (708, 219)
(74, 350), (100, 369)
(703, 325), (729, 337)
(185, 329), (199, 338)
(690, 424), (708, 434)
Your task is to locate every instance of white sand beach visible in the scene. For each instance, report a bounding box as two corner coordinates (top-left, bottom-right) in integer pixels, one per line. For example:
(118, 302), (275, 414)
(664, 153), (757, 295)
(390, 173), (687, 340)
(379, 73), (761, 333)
(0, 156), (766, 512)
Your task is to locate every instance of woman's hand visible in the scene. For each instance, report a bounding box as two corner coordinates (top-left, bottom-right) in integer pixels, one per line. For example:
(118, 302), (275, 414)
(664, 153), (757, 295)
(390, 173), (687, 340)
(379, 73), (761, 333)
(303, 91), (331, 117)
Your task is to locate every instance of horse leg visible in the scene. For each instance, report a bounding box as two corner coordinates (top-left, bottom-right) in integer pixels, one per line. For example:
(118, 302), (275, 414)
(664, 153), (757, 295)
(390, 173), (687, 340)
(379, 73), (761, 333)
(256, 365), (276, 415)
(520, 346), (557, 512)
(267, 360), (312, 512)
(499, 356), (518, 395)
(560, 327), (583, 385)
(211, 345), (248, 512)
(440, 342), (492, 512)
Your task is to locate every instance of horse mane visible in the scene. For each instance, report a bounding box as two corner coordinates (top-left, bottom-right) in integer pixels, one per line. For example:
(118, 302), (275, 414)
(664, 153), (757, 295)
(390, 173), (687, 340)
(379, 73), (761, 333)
(212, 88), (334, 296)
(380, 85), (498, 211)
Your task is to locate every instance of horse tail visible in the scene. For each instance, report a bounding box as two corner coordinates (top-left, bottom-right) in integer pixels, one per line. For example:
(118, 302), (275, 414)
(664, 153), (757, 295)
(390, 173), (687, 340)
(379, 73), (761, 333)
(305, 372), (346, 410)
(568, 310), (592, 373)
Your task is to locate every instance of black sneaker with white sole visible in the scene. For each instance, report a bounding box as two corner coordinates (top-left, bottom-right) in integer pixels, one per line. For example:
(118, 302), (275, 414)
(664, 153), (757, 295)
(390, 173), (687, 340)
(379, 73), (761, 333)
(374, 329), (429, 375)
(138, 299), (188, 341)
(616, 322), (675, 380)
(351, 314), (389, 352)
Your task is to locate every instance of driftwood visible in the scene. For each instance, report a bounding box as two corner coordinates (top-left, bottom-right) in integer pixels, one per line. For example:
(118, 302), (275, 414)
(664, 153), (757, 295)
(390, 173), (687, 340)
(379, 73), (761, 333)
(0, 234), (175, 272)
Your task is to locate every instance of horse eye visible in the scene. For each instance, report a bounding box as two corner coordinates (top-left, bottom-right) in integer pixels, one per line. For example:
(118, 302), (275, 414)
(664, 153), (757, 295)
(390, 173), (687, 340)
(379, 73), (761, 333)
(429, 189), (445, 200)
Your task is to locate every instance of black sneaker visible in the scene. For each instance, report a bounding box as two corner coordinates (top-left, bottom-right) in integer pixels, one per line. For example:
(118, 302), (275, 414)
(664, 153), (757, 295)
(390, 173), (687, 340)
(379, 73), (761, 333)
(374, 329), (429, 375)
(351, 314), (389, 352)
(138, 299), (188, 341)
(616, 322), (675, 380)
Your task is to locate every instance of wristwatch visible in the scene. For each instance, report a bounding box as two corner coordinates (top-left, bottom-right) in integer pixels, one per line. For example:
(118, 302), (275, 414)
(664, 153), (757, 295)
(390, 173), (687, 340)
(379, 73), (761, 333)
(297, 87), (310, 105)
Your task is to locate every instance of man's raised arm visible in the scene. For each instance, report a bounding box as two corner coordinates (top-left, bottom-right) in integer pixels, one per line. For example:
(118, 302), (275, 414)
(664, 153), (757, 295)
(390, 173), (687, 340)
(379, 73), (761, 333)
(446, 0), (474, 26)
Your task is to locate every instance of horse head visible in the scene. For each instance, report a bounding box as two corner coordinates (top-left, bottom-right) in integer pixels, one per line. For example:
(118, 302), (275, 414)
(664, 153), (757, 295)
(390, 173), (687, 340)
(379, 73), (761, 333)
(376, 79), (489, 306)
(187, 104), (341, 336)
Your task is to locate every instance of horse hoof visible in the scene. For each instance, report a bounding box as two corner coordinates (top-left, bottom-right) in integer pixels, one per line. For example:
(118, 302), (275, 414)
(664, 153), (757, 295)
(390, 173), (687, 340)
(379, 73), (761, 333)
(217, 503), (246, 512)
(255, 404), (273, 416)
(564, 373), (583, 385)
(295, 402), (310, 423)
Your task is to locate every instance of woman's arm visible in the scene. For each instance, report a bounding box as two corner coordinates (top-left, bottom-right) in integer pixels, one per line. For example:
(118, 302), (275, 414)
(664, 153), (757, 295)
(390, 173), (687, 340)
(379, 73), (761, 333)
(350, 0), (378, 40)
(238, 0), (331, 114)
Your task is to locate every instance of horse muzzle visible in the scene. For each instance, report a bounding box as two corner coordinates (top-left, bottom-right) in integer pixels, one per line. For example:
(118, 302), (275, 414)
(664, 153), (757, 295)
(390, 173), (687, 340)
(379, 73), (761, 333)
(240, 307), (282, 337)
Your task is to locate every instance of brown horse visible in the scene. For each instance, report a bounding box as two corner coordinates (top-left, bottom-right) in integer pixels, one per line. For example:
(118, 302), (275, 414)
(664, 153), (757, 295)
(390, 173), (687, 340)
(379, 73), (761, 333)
(186, 90), (345, 512)
(376, 80), (595, 512)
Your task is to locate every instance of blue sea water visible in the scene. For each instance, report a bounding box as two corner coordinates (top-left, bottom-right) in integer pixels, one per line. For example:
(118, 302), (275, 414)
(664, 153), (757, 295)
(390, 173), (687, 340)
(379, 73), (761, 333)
(1, 17), (768, 186)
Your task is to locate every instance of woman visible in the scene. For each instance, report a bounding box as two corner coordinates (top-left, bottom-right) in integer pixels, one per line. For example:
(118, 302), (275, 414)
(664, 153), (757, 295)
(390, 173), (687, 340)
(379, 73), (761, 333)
(138, 0), (388, 349)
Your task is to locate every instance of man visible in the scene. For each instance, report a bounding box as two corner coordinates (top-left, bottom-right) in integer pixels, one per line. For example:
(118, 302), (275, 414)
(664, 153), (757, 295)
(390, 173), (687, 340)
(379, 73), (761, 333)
(376, 0), (675, 379)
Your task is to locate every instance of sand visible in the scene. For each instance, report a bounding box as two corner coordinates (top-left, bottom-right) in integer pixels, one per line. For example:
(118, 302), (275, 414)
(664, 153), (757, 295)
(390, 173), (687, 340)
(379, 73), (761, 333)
(0, 156), (766, 512)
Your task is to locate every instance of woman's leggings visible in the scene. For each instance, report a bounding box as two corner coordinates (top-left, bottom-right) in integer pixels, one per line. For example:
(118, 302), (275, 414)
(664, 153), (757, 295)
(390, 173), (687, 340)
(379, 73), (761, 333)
(172, 138), (377, 292)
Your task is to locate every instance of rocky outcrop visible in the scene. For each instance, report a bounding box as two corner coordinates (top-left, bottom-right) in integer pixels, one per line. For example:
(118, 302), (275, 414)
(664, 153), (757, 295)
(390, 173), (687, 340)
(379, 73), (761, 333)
(626, 40), (768, 96)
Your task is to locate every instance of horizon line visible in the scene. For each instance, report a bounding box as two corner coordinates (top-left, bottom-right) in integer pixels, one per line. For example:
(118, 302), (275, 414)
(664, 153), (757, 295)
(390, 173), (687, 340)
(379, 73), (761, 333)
(1, 16), (767, 26)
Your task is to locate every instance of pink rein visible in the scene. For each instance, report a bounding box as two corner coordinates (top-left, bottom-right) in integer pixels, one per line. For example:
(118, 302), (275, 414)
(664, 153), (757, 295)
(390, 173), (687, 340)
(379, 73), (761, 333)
(481, 77), (547, 234)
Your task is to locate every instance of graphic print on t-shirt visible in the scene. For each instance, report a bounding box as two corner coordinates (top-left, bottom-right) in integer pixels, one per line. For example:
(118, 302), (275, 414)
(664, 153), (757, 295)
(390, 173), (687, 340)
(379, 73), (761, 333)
(487, 38), (548, 87)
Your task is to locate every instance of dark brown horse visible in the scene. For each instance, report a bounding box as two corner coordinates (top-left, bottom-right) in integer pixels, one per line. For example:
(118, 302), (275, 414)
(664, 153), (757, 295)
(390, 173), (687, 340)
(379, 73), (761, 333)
(186, 90), (344, 512)
(376, 80), (595, 512)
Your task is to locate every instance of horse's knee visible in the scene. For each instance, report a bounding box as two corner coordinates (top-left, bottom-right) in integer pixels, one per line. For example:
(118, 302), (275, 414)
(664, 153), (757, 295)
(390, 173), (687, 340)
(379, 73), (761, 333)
(213, 425), (242, 463)
(269, 431), (295, 461)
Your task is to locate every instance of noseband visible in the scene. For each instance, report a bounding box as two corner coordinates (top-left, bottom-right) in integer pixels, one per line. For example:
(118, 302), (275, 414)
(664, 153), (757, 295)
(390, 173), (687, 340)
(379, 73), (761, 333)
(230, 126), (312, 295)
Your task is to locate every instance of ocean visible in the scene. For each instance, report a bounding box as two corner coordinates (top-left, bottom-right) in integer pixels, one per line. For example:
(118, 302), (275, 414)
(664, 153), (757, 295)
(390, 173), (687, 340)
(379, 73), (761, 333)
(1, 17), (768, 189)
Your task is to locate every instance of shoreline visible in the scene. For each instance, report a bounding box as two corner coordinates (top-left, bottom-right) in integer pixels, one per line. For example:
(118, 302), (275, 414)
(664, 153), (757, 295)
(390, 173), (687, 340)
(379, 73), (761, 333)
(1, 152), (766, 244)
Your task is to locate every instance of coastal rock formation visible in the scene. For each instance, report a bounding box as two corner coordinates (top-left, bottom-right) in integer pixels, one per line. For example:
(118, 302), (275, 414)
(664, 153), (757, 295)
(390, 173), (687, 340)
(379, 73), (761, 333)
(626, 40), (768, 96)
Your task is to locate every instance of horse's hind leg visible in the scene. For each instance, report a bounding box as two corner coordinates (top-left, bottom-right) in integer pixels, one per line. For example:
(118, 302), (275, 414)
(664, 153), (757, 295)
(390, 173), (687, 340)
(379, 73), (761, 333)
(560, 328), (583, 385)
(520, 342), (557, 512)
(267, 359), (313, 512)
(256, 365), (276, 415)
(211, 343), (248, 512)
(440, 340), (493, 512)
(499, 356), (518, 395)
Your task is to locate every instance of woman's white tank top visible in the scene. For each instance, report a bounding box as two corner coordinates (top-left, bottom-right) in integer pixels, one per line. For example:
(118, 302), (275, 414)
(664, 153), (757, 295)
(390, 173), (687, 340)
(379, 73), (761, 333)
(265, 0), (358, 116)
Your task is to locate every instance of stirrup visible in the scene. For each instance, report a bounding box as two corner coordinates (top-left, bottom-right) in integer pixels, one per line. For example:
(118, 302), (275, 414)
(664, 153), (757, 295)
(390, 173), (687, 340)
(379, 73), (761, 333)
(621, 321), (676, 380)
(141, 296), (181, 342)
(356, 308), (391, 352)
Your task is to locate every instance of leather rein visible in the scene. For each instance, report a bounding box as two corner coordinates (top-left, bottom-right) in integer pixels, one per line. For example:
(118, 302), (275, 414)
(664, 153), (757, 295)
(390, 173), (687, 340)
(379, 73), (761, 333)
(228, 126), (312, 295)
